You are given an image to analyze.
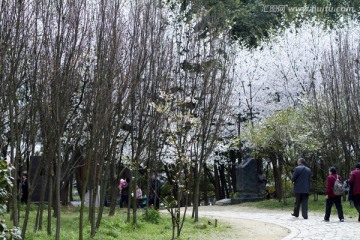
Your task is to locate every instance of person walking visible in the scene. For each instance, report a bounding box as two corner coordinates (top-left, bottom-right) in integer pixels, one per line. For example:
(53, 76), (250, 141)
(349, 162), (360, 222)
(291, 158), (311, 219)
(119, 178), (129, 208)
(149, 174), (162, 209)
(136, 185), (143, 208)
(324, 167), (344, 222)
(20, 173), (29, 204)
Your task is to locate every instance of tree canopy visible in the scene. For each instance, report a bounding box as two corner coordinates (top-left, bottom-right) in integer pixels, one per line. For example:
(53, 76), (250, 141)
(183, 0), (360, 47)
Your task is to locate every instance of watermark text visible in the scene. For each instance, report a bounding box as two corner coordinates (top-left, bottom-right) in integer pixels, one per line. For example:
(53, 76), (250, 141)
(263, 5), (356, 13)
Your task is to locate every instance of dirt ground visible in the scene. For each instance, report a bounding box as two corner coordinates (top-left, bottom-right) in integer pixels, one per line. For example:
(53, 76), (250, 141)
(187, 205), (290, 240)
(208, 215), (289, 240)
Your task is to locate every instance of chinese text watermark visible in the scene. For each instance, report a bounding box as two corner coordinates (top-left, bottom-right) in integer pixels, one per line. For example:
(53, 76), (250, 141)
(263, 5), (356, 13)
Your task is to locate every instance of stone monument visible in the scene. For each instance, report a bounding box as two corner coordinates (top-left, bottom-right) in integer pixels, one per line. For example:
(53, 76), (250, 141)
(231, 157), (265, 204)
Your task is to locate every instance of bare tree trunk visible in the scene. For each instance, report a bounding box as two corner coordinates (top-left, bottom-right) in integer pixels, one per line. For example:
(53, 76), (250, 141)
(214, 163), (221, 200)
(108, 160), (118, 216)
(55, 138), (62, 240)
(219, 164), (229, 198)
(203, 163), (209, 206)
(96, 170), (108, 229)
(34, 168), (48, 232)
(47, 167), (54, 236)
(269, 152), (283, 201)
(192, 164), (198, 218)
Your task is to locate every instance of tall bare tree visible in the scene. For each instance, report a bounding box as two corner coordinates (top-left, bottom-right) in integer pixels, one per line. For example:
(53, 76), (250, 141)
(120, 0), (173, 225)
(310, 34), (360, 176)
(165, 1), (234, 222)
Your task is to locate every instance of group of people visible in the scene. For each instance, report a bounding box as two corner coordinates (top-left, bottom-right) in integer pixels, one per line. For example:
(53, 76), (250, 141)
(118, 174), (162, 209)
(292, 158), (360, 222)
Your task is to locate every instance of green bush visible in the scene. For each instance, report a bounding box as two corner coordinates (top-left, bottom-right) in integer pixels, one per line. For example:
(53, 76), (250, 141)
(142, 207), (161, 224)
(0, 161), (13, 209)
(0, 221), (22, 240)
(0, 159), (22, 240)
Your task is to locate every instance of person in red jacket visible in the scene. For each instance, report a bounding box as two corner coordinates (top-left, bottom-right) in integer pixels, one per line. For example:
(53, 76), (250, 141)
(349, 162), (360, 222)
(324, 167), (344, 222)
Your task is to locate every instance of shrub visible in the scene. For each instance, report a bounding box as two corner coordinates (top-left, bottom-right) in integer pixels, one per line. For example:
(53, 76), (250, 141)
(0, 159), (22, 240)
(142, 207), (161, 224)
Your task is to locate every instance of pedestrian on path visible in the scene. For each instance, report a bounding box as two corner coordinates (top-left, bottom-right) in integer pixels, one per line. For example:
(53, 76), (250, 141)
(136, 185), (143, 208)
(119, 178), (129, 208)
(20, 172), (29, 204)
(324, 167), (344, 222)
(349, 162), (360, 222)
(291, 158), (311, 219)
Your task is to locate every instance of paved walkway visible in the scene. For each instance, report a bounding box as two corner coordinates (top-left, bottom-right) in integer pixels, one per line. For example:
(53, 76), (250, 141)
(195, 205), (360, 240)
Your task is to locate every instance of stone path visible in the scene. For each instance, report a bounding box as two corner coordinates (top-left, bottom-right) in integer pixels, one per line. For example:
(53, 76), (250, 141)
(194, 205), (360, 240)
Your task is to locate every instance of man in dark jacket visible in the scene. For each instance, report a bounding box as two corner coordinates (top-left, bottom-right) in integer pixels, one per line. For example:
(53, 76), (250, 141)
(291, 158), (311, 219)
(349, 162), (360, 221)
(149, 174), (162, 209)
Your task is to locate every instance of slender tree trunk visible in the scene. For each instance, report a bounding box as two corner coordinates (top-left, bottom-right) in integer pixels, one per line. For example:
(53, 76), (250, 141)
(108, 159), (118, 216)
(60, 180), (70, 206)
(55, 138), (62, 240)
(230, 150), (237, 195)
(214, 163), (220, 200)
(219, 164), (228, 198)
(34, 173), (48, 232)
(269, 152), (283, 201)
(192, 163), (199, 221)
(96, 173), (108, 229)
(47, 168), (53, 236)
(203, 163), (209, 206)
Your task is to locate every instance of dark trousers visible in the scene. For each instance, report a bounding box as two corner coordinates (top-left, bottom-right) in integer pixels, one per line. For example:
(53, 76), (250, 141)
(119, 195), (128, 208)
(324, 196), (344, 220)
(21, 193), (28, 204)
(293, 193), (309, 219)
(149, 194), (160, 209)
(353, 194), (360, 221)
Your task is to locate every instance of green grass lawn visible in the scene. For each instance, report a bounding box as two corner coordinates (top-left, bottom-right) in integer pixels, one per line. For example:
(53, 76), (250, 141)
(10, 205), (228, 240)
(6, 195), (359, 240)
